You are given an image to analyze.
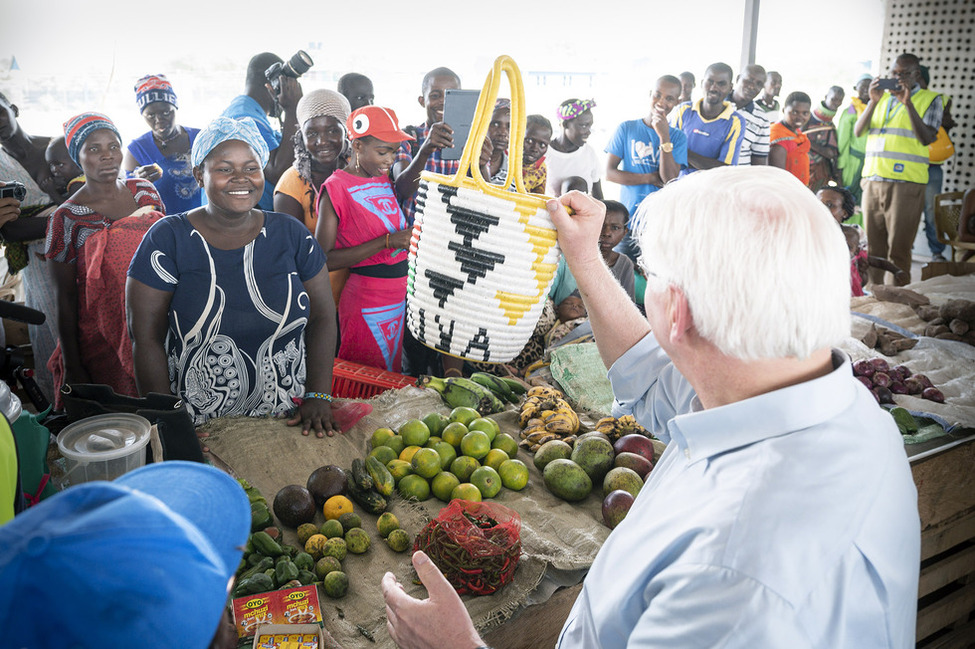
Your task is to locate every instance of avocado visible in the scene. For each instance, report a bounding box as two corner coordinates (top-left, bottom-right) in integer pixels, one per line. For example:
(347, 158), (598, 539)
(306, 465), (348, 508)
(272, 484), (317, 528)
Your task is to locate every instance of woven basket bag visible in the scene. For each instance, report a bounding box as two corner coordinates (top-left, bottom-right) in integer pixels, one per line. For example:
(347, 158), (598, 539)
(406, 55), (560, 363)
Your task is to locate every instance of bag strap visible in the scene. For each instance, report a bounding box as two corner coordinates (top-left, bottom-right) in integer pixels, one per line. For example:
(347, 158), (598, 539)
(454, 55), (529, 196)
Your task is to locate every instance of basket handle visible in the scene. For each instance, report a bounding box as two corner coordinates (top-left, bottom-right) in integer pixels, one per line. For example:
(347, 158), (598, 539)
(454, 55), (529, 195)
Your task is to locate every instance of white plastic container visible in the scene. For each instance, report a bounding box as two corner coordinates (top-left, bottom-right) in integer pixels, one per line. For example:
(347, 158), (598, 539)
(57, 413), (151, 484)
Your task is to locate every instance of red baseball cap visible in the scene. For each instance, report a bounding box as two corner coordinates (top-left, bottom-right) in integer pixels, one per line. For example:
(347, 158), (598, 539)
(346, 106), (414, 142)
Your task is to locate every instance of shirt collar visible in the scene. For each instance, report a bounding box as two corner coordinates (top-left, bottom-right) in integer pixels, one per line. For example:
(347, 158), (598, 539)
(693, 99), (736, 122)
(666, 350), (856, 463)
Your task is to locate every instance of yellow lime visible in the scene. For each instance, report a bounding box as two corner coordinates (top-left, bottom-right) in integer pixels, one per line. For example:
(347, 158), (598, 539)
(492, 433), (519, 459)
(432, 440), (457, 469)
(319, 519), (345, 539)
(398, 474), (431, 501)
(431, 471), (461, 502)
(422, 412), (449, 436)
(449, 455), (480, 482)
(399, 419), (431, 447)
(338, 511), (361, 532)
(386, 528), (411, 552)
(369, 445), (398, 465)
(386, 459), (414, 484)
(499, 459), (529, 491)
(371, 427), (395, 449)
(441, 422), (469, 448)
(468, 417), (499, 442)
(483, 448), (509, 472)
(450, 482), (482, 502)
(323, 495), (354, 521)
(297, 522), (319, 546)
(470, 465), (502, 498)
(376, 512), (400, 538)
(411, 447), (442, 479)
(322, 570), (348, 598)
(399, 445), (422, 463)
(382, 434), (406, 456)
(448, 406), (480, 426)
(460, 430), (491, 460)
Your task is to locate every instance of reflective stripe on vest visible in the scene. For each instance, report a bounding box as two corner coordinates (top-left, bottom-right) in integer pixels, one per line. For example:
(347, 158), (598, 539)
(863, 89), (940, 183)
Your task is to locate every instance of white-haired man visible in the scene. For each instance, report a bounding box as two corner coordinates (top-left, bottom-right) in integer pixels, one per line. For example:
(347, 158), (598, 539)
(382, 166), (920, 649)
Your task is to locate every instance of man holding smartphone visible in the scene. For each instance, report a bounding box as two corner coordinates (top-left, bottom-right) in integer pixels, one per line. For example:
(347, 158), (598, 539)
(854, 53), (944, 286)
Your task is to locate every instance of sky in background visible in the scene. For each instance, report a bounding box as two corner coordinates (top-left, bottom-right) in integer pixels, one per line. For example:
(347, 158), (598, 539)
(2, 0), (885, 198)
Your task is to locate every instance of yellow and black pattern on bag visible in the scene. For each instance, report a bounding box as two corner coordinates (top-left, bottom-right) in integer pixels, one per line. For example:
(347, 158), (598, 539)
(406, 55), (560, 363)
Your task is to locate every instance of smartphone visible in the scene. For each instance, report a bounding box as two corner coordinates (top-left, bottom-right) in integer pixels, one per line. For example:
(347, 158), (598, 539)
(876, 78), (901, 92)
(440, 89), (481, 161)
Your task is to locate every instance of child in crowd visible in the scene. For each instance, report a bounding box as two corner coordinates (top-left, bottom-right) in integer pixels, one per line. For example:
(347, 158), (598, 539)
(316, 106), (414, 373)
(546, 291), (588, 347)
(522, 114), (551, 194)
(44, 136), (84, 201)
(486, 99), (510, 184)
(545, 98), (603, 198)
(550, 199), (635, 304)
(842, 224), (909, 295)
(819, 185), (865, 247)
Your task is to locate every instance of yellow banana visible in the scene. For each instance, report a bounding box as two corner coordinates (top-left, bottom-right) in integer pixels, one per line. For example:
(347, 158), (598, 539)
(544, 413), (576, 435)
(527, 386), (563, 399)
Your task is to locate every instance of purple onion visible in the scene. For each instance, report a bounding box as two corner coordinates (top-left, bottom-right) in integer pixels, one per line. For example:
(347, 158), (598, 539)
(889, 382), (909, 395)
(874, 386), (895, 404)
(853, 360), (876, 377)
(894, 365), (912, 378)
(915, 374), (934, 390)
(856, 376), (874, 389)
(904, 378), (924, 395)
(922, 387), (945, 403)
(870, 358), (890, 373)
(872, 372), (891, 388)
(888, 366), (905, 381)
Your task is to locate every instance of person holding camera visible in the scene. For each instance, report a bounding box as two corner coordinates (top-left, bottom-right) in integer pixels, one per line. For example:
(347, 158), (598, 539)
(854, 52), (944, 286)
(220, 52), (306, 211)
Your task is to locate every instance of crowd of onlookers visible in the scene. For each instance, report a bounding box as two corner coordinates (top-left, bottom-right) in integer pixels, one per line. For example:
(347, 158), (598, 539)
(0, 49), (968, 428)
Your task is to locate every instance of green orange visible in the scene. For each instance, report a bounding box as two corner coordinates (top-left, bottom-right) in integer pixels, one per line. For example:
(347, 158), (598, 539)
(449, 455), (480, 482)
(470, 465), (502, 498)
(491, 433), (519, 459)
(431, 471), (461, 502)
(498, 459), (529, 491)
(411, 447), (442, 479)
(397, 474), (431, 501)
(441, 422), (469, 448)
(450, 482), (482, 502)
(460, 430), (491, 460)
(399, 419), (431, 447)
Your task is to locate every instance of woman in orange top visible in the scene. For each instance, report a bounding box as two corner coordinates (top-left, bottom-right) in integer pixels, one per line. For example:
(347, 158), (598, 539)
(769, 92), (812, 186)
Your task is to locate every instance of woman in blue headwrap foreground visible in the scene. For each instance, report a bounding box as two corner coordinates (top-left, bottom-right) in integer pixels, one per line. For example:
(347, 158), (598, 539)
(126, 117), (339, 437)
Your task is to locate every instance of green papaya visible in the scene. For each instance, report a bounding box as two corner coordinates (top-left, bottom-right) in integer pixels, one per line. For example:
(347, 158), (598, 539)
(275, 560), (299, 585)
(293, 552), (314, 572)
(250, 501), (273, 532)
(232, 572), (274, 598)
(250, 531), (283, 557)
(238, 556), (274, 581)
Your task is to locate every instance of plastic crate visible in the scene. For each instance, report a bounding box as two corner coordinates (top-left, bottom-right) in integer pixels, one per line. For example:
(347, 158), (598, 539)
(330, 359), (417, 399)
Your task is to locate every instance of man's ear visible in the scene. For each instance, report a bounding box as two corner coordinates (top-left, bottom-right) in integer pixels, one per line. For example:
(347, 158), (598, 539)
(11, 104), (19, 118)
(667, 285), (694, 344)
(417, 94), (426, 108)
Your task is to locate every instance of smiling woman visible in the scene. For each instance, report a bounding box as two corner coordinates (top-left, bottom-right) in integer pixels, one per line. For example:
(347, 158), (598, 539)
(125, 116), (341, 437)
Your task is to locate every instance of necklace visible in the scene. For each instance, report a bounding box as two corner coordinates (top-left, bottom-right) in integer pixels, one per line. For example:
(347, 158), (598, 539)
(154, 127), (182, 150)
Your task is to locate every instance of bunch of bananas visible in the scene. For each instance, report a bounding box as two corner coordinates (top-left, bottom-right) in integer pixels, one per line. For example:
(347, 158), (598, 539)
(592, 415), (650, 442)
(419, 372), (526, 415)
(518, 386), (581, 452)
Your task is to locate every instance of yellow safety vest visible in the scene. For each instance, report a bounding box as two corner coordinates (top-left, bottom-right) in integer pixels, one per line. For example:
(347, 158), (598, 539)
(863, 89), (940, 184)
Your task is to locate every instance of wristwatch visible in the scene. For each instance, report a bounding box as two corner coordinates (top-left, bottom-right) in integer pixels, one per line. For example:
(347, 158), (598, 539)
(660, 142), (674, 153)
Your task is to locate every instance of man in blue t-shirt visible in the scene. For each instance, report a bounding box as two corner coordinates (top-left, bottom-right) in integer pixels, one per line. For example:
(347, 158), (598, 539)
(221, 52), (303, 211)
(669, 62), (744, 177)
(605, 75), (687, 260)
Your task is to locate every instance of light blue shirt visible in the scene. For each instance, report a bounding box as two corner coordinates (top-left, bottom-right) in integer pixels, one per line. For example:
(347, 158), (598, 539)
(558, 333), (920, 648)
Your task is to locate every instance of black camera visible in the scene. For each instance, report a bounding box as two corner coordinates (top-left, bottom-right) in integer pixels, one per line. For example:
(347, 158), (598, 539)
(0, 181), (26, 202)
(265, 50), (314, 96)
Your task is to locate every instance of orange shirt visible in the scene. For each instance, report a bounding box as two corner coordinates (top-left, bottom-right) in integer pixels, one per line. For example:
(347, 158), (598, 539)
(770, 122), (811, 186)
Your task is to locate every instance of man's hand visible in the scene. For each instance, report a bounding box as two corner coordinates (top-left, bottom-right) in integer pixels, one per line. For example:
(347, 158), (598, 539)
(650, 103), (670, 138)
(0, 193), (21, 228)
(547, 191), (606, 269)
(891, 79), (911, 106)
(381, 551), (483, 649)
(867, 77), (885, 103)
(276, 76), (303, 114)
(418, 122), (453, 156)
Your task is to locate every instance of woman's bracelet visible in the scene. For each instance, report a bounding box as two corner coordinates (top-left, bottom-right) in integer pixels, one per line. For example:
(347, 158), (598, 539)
(303, 392), (334, 402)
(385, 233), (390, 249)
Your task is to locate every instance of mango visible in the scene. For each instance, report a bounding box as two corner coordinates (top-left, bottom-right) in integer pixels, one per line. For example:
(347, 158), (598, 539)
(543, 459), (592, 502)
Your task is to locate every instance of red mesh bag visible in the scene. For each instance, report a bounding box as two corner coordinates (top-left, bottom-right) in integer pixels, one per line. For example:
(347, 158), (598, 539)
(413, 500), (521, 595)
